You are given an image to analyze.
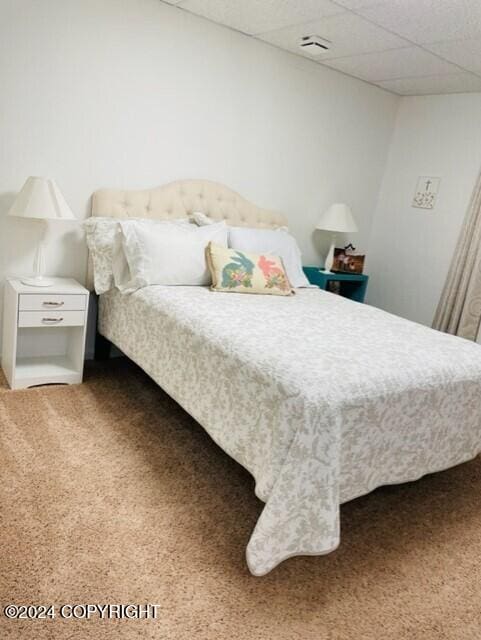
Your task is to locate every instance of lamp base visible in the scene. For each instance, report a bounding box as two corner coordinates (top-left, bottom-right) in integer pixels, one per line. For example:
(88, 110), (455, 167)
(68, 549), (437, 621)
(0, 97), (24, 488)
(323, 233), (337, 273)
(21, 276), (54, 288)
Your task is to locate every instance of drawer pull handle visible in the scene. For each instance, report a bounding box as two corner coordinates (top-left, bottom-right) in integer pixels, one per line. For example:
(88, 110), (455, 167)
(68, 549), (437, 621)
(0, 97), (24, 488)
(41, 317), (64, 324)
(42, 301), (64, 307)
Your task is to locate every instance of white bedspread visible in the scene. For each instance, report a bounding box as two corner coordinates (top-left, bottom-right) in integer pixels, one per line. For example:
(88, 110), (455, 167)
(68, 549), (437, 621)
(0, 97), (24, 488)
(99, 286), (481, 575)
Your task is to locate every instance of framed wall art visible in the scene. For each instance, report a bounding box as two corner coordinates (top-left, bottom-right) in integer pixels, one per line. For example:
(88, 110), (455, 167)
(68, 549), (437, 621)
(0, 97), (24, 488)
(412, 176), (441, 210)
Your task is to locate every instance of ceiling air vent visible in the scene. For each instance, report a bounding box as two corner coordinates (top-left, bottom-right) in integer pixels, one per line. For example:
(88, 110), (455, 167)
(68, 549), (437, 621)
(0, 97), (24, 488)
(299, 35), (331, 56)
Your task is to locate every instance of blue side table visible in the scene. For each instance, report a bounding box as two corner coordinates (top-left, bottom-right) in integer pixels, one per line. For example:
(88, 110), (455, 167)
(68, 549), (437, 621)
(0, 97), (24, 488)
(303, 267), (369, 303)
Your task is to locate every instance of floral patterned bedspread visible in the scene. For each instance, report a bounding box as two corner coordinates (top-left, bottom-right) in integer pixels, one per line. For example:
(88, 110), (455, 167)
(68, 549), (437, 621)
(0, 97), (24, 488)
(99, 286), (481, 575)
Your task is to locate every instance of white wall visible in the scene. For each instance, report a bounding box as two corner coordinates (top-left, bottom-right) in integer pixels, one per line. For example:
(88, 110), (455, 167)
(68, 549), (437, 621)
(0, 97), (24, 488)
(0, 0), (399, 355)
(367, 93), (481, 331)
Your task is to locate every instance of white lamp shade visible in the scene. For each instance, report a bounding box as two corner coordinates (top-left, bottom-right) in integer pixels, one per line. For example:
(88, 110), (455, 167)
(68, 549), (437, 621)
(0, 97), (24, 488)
(316, 203), (358, 233)
(8, 177), (75, 220)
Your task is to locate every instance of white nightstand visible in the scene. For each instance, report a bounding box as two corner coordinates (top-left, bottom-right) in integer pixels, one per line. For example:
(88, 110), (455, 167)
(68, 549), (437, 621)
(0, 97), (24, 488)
(1, 278), (89, 389)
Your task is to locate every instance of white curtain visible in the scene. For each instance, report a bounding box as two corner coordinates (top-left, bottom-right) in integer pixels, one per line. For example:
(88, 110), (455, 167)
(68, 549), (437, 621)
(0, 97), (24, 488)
(433, 168), (481, 341)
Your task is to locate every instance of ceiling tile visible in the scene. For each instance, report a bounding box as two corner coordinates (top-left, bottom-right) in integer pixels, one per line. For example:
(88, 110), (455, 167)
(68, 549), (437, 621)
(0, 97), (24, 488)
(358, 0), (481, 45)
(377, 72), (481, 95)
(259, 13), (408, 60)
(177, 0), (344, 35)
(425, 38), (481, 73)
(323, 46), (462, 82)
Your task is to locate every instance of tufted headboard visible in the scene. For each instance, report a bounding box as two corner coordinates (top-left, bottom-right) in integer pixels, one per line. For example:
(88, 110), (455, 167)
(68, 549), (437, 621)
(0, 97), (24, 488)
(87, 179), (288, 290)
(91, 179), (287, 228)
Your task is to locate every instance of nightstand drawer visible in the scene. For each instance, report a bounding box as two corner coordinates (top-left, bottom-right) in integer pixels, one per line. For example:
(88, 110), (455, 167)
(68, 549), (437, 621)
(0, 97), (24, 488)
(18, 310), (86, 328)
(19, 294), (86, 312)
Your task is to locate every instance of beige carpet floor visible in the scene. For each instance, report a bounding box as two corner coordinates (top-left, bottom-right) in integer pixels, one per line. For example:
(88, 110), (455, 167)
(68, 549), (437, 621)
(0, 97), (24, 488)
(0, 359), (480, 640)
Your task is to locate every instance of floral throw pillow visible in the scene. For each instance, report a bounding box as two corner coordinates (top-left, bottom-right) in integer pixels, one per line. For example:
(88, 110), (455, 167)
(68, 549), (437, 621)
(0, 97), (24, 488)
(83, 217), (121, 294)
(206, 242), (293, 296)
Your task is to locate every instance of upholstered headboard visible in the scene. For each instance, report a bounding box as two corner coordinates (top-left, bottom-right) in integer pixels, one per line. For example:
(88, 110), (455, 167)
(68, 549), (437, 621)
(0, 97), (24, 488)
(87, 179), (288, 289)
(91, 179), (287, 228)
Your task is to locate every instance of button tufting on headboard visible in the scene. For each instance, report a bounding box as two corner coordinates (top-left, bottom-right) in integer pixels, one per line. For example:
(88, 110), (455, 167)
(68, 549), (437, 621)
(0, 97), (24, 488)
(91, 179), (287, 229)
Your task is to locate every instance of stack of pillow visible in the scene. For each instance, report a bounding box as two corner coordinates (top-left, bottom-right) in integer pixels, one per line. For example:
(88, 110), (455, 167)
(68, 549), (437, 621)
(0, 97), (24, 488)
(84, 212), (310, 297)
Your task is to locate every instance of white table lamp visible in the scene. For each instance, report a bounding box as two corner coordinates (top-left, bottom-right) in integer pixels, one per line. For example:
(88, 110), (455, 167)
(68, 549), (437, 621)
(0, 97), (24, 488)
(8, 177), (76, 287)
(316, 203), (358, 273)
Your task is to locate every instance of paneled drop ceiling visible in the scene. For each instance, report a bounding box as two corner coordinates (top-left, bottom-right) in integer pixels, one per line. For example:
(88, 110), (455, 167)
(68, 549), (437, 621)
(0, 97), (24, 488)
(162, 0), (481, 96)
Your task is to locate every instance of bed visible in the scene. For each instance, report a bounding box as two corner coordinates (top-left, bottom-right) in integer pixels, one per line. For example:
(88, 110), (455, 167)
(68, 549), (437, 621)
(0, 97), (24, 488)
(90, 180), (481, 576)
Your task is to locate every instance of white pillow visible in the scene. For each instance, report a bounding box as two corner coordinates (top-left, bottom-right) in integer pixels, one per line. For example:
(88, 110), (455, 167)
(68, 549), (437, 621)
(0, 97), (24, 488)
(114, 219), (228, 293)
(191, 211), (215, 226)
(84, 217), (191, 294)
(228, 227), (310, 288)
